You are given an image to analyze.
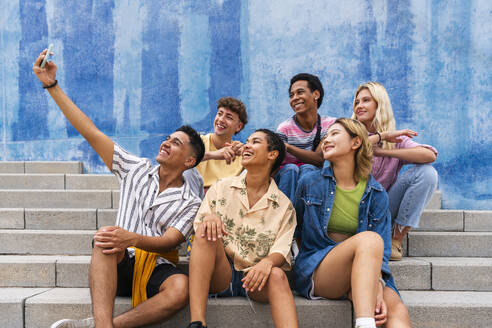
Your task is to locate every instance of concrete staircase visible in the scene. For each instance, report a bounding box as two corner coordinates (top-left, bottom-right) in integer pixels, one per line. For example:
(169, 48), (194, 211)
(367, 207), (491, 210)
(0, 161), (491, 328)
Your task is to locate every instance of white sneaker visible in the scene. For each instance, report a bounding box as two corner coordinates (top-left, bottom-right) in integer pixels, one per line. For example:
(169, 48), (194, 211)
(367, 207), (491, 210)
(50, 317), (94, 328)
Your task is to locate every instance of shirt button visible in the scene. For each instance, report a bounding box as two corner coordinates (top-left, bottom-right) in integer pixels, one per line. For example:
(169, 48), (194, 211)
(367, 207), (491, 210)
(369, 224), (372, 228)
(361, 200), (365, 203)
(330, 191), (334, 195)
(360, 220), (363, 223)
(327, 208), (330, 211)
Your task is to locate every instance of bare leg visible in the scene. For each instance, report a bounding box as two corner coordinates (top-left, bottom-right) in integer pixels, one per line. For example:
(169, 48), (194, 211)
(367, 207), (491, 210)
(383, 287), (410, 328)
(189, 233), (232, 326)
(313, 231), (384, 318)
(393, 225), (411, 242)
(89, 244), (126, 328)
(113, 274), (188, 328)
(248, 267), (298, 328)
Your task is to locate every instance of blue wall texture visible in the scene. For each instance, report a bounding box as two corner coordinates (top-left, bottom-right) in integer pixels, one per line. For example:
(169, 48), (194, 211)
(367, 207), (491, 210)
(0, 0), (491, 209)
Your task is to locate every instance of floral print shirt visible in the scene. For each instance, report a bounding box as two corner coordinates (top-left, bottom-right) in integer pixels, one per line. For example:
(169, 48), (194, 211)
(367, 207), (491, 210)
(194, 175), (296, 272)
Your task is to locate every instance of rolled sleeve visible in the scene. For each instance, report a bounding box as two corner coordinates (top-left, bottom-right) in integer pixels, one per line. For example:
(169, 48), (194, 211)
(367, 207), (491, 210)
(398, 136), (438, 157)
(268, 205), (297, 270)
(193, 183), (217, 233)
(169, 200), (201, 240)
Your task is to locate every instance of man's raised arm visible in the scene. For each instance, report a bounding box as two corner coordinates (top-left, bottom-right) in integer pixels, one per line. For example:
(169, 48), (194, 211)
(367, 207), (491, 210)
(33, 49), (114, 170)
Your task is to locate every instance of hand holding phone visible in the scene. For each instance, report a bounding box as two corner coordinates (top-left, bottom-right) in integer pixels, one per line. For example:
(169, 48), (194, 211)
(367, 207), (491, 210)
(40, 44), (53, 68)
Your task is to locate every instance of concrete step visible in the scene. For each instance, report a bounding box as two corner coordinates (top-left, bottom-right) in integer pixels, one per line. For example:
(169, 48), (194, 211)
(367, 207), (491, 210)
(0, 190), (113, 208)
(426, 190), (441, 209)
(0, 161), (25, 173)
(0, 208), (24, 229)
(2, 255), (490, 292)
(401, 291), (492, 328)
(416, 209), (464, 231)
(98, 190), (444, 216)
(0, 288), (50, 328)
(65, 174), (119, 190)
(414, 257), (492, 291)
(4, 208), (489, 232)
(0, 173), (118, 190)
(0, 208), (117, 230)
(465, 210), (492, 231)
(417, 210), (492, 232)
(0, 230), (93, 255)
(22, 288), (352, 328)
(0, 174), (65, 189)
(0, 287), (489, 328)
(408, 231), (492, 257)
(0, 161), (83, 174)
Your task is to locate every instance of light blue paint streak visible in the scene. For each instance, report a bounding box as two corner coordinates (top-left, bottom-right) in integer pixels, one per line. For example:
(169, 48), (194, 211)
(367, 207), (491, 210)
(246, 0), (369, 128)
(45, 0), (67, 140)
(0, 0), (21, 160)
(113, 0), (144, 137)
(179, 14), (211, 124)
(1, 0), (491, 208)
(239, 0), (250, 115)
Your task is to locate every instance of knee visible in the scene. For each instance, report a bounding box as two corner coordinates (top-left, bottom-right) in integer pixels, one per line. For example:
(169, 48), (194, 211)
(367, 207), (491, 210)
(388, 299), (410, 321)
(268, 267), (289, 288)
(355, 231), (384, 255)
(160, 274), (189, 309)
(192, 225), (221, 248)
(415, 165), (438, 189)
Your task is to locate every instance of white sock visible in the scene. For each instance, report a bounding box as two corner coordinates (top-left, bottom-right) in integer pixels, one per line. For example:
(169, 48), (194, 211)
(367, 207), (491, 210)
(355, 317), (376, 328)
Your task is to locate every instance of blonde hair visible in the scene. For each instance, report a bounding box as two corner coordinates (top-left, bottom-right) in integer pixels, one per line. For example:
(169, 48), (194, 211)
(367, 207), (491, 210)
(333, 118), (373, 181)
(352, 82), (396, 150)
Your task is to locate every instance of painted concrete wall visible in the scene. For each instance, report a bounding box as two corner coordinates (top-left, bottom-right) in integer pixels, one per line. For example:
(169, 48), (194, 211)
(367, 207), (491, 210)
(0, 0), (490, 209)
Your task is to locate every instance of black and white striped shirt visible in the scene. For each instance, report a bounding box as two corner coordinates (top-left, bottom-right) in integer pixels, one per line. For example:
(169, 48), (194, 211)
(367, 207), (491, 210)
(111, 144), (203, 265)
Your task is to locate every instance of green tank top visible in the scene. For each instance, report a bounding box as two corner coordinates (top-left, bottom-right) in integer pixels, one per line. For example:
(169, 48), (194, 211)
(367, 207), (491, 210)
(327, 178), (367, 235)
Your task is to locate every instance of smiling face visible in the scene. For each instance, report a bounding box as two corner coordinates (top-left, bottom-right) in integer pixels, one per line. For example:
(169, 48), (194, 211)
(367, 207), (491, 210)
(156, 131), (195, 168)
(241, 131), (277, 171)
(213, 107), (243, 137)
(289, 80), (319, 115)
(321, 123), (361, 162)
(353, 88), (378, 126)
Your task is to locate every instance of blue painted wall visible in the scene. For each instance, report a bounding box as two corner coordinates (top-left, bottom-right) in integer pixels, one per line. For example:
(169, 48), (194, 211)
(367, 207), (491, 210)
(0, 0), (491, 209)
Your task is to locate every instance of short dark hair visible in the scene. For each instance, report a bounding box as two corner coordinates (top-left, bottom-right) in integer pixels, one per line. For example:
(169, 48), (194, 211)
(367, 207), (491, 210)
(217, 97), (248, 133)
(176, 125), (205, 167)
(289, 73), (324, 108)
(255, 128), (286, 174)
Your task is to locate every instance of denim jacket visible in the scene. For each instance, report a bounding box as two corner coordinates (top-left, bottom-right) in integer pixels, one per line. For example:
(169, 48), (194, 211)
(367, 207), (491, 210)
(293, 162), (397, 299)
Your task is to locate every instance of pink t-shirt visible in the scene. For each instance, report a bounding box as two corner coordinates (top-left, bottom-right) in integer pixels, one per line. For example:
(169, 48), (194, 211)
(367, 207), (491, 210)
(276, 116), (336, 165)
(371, 135), (438, 190)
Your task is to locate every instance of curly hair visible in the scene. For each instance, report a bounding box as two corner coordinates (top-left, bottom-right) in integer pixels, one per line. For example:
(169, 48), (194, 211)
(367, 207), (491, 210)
(332, 118), (373, 181)
(255, 129), (286, 175)
(289, 73), (324, 108)
(217, 97), (248, 133)
(352, 82), (396, 150)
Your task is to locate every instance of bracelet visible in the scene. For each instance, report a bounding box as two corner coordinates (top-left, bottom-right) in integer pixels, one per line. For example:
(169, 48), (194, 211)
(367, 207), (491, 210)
(375, 132), (382, 144)
(43, 80), (58, 89)
(379, 277), (386, 288)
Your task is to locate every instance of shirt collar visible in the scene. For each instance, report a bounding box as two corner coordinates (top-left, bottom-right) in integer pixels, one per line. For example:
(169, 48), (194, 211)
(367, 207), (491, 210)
(149, 165), (192, 206)
(231, 175), (281, 211)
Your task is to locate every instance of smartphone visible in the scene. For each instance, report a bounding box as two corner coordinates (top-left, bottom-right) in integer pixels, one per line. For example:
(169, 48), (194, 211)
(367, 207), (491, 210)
(40, 44), (54, 68)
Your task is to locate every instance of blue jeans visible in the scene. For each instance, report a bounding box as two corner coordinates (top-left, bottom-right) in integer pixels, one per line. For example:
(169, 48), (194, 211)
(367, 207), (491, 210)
(274, 164), (319, 202)
(388, 164), (438, 228)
